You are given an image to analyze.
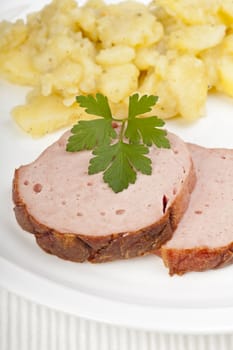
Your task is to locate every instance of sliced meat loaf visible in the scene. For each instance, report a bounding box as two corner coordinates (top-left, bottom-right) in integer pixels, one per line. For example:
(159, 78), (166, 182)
(13, 131), (195, 263)
(161, 144), (233, 275)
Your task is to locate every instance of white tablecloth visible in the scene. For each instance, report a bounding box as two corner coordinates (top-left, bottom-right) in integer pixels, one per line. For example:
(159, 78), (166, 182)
(1, 287), (233, 350)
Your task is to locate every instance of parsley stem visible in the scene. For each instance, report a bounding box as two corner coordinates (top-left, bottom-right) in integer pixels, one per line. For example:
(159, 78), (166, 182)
(119, 120), (127, 142)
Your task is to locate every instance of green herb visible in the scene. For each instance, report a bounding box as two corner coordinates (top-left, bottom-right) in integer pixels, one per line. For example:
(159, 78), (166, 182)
(66, 93), (170, 193)
(67, 94), (117, 151)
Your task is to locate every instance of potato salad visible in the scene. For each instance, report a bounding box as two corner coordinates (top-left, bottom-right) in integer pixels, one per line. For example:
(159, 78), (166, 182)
(0, 0), (232, 136)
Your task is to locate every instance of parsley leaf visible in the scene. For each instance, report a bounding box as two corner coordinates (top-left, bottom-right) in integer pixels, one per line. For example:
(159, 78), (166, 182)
(125, 94), (170, 148)
(89, 142), (151, 193)
(128, 93), (158, 120)
(67, 119), (116, 151)
(66, 94), (116, 152)
(66, 93), (171, 193)
(125, 116), (170, 148)
(76, 93), (112, 120)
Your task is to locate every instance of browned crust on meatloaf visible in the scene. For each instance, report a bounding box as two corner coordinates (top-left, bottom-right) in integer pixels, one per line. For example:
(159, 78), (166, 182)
(12, 162), (196, 263)
(161, 244), (233, 275)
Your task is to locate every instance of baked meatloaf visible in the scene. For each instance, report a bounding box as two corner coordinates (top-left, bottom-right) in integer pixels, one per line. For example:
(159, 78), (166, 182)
(161, 143), (233, 275)
(13, 132), (195, 263)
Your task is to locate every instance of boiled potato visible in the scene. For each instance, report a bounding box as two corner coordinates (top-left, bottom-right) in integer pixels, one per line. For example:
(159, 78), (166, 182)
(203, 34), (233, 94)
(155, 0), (221, 25)
(40, 60), (83, 97)
(200, 48), (220, 90)
(168, 25), (226, 53)
(218, 56), (233, 96)
(12, 94), (77, 136)
(31, 36), (76, 73)
(12, 92), (95, 137)
(167, 55), (208, 120)
(134, 47), (159, 70)
(96, 46), (135, 66)
(78, 57), (102, 94)
(220, 33), (233, 54)
(0, 20), (27, 50)
(219, 0), (233, 25)
(73, 5), (100, 41)
(1, 0), (233, 136)
(98, 63), (139, 103)
(138, 69), (178, 119)
(0, 47), (38, 86)
(96, 1), (163, 48)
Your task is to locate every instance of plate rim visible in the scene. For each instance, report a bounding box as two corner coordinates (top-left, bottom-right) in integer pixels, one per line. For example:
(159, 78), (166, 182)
(1, 256), (233, 334)
(1, 0), (233, 335)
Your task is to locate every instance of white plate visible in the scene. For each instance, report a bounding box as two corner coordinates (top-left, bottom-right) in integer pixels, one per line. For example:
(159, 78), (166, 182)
(1, 0), (233, 334)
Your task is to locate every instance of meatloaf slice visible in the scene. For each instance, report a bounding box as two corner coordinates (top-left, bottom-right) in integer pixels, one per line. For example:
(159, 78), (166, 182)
(13, 131), (195, 263)
(161, 144), (233, 275)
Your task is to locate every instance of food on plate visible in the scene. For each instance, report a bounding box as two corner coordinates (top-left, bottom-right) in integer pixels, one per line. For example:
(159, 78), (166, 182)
(66, 93), (171, 193)
(12, 93), (195, 263)
(160, 144), (233, 275)
(1, 0), (233, 135)
(12, 130), (195, 262)
(12, 92), (233, 274)
(10, 91), (233, 274)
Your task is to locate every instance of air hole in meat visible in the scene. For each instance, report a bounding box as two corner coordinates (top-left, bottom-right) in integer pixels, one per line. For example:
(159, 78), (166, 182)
(24, 180), (29, 186)
(100, 212), (106, 216)
(87, 182), (93, 186)
(162, 195), (168, 214)
(147, 204), (152, 208)
(77, 212), (83, 216)
(173, 150), (179, 154)
(61, 200), (66, 206)
(115, 209), (125, 215)
(221, 156), (226, 159)
(215, 179), (224, 184)
(173, 188), (177, 195)
(76, 194), (80, 199)
(205, 203), (209, 207)
(195, 210), (202, 214)
(33, 183), (42, 193)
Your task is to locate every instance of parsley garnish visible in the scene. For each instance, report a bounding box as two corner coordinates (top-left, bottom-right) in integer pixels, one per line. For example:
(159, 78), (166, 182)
(66, 93), (170, 193)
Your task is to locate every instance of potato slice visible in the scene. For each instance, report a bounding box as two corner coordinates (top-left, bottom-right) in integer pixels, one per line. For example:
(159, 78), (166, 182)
(97, 2), (163, 48)
(167, 55), (208, 120)
(0, 48), (38, 86)
(156, 0), (220, 25)
(168, 25), (225, 53)
(98, 63), (139, 103)
(12, 93), (81, 137)
(218, 56), (233, 97)
(96, 46), (135, 66)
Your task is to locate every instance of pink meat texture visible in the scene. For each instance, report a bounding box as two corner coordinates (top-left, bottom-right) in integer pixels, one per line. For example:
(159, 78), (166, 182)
(13, 132), (195, 263)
